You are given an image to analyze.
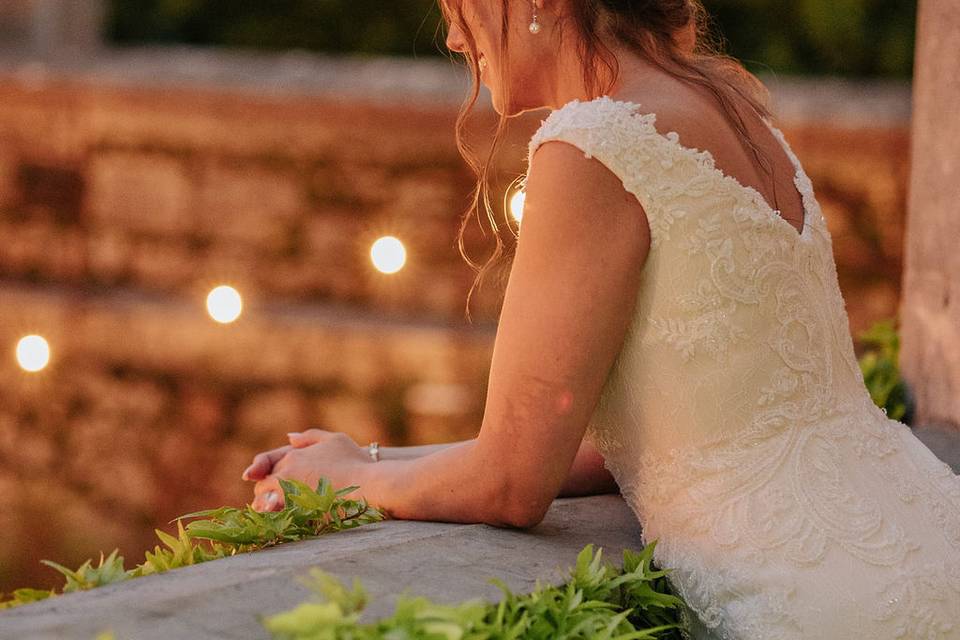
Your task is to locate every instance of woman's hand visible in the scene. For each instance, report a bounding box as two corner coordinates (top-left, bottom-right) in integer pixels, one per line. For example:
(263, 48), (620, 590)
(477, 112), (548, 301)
(241, 430), (340, 483)
(240, 443), (294, 482)
(245, 429), (371, 512)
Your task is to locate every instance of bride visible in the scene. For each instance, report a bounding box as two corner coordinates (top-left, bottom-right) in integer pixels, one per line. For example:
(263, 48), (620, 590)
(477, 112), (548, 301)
(241, 1), (960, 638)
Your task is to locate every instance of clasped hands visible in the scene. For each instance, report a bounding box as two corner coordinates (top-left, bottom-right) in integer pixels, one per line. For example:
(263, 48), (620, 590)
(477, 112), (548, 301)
(240, 429), (372, 512)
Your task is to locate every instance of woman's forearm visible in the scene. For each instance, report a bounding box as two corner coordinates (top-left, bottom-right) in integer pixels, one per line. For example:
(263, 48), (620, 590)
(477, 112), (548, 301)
(379, 441), (468, 461)
(380, 438), (616, 495)
(355, 438), (514, 525)
(361, 436), (618, 524)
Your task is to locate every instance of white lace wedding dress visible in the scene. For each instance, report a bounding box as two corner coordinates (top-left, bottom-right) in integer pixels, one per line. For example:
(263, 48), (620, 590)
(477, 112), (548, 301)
(527, 95), (960, 639)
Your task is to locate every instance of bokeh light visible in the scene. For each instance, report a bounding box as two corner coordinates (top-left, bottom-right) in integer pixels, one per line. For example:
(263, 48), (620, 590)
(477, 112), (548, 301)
(206, 285), (243, 323)
(15, 335), (50, 372)
(370, 236), (406, 274)
(510, 189), (526, 223)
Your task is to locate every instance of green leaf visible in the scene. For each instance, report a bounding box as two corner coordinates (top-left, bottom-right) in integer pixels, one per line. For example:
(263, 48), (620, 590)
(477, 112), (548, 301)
(260, 540), (687, 639)
(4, 476), (383, 611)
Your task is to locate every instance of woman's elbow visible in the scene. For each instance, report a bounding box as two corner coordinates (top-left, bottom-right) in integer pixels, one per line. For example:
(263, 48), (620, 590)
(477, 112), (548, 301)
(504, 505), (549, 529)
(487, 504), (548, 529)
(467, 446), (556, 528)
(487, 484), (553, 529)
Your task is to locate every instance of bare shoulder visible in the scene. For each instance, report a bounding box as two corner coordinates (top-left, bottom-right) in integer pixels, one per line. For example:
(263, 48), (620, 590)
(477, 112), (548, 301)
(525, 136), (651, 255)
(630, 83), (741, 161)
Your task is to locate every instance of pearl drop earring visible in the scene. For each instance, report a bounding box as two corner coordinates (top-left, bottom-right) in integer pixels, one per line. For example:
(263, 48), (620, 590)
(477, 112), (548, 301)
(529, 2), (541, 34)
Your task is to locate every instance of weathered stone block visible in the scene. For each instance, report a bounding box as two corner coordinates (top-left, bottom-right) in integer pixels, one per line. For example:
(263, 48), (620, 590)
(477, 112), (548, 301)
(313, 393), (386, 446)
(127, 240), (197, 290)
(0, 146), (20, 208)
(235, 387), (311, 449)
(196, 161), (304, 249)
(87, 152), (193, 235)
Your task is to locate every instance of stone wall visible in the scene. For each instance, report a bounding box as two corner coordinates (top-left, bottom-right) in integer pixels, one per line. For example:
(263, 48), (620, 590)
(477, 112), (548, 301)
(0, 46), (911, 595)
(0, 78), (504, 319)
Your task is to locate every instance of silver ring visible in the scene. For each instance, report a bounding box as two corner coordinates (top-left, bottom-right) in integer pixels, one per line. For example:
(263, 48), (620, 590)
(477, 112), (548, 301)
(367, 441), (380, 462)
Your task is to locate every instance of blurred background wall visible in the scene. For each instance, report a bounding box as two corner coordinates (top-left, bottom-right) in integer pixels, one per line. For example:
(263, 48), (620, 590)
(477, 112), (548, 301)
(0, 0), (914, 594)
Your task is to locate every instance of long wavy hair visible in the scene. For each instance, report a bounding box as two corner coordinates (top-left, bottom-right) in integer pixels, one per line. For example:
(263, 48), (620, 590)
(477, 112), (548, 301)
(437, 0), (775, 322)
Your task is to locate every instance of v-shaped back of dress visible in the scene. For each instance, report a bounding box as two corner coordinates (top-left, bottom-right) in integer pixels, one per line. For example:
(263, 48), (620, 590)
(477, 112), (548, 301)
(526, 94), (867, 451)
(525, 95), (960, 640)
(529, 95), (819, 248)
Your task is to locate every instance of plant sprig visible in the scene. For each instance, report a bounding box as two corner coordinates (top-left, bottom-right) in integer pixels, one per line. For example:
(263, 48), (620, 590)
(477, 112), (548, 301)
(261, 541), (688, 640)
(0, 477), (385, 610)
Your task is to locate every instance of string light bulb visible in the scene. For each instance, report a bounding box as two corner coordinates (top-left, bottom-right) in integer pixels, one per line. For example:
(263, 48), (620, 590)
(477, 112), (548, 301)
(370, 236), (406, 274)
(206, 285), (243, 323)
(15, 335), (50, 372)
(509, 189), (526, 223)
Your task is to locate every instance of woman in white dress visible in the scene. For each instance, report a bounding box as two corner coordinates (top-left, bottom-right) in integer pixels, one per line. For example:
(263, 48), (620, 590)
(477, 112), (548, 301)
(241, 1), (960, 637)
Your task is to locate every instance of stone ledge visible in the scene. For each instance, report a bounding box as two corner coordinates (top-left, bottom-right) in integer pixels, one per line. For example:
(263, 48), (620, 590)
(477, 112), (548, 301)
(0, 45), (911, 126)
(0, 494), (640, 639)
(913, 423), (960, 473)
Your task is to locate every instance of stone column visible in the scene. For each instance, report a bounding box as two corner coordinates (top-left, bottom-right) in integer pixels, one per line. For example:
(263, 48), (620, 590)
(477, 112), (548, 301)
(899, 0), (960, 431)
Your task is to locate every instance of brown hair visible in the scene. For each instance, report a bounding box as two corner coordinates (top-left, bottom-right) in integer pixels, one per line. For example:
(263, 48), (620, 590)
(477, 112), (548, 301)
(437, 0), (776, 322)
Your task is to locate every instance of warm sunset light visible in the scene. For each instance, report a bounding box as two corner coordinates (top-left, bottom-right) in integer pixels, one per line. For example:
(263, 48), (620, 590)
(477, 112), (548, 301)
(15, 335), (50, 372)
(370, 236), (406, 274)
(510, 189), (526, 223)
(206, 285), (243, 323)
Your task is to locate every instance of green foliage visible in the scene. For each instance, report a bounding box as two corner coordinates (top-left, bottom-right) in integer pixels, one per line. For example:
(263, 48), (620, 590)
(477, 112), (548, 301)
(0, 478), (385, 611)
(709, 0), (916, 78)
(857, 317), (910, 422)
(105, 0), (916, 78)
(40, 549), (130, 593)
(0, 587), (56, 610)
(128, 519), (231, 578)
(260, 541), (687, 639)
(105, 0), (445, 57)
(178, 478), (383, 548)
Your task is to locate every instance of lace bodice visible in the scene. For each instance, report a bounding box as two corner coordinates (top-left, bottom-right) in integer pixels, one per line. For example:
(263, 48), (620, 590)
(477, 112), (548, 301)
(526, 95), (960, 640)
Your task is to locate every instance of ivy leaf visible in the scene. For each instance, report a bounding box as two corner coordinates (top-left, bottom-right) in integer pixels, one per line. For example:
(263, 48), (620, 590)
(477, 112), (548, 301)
(279, 478), (335, 513)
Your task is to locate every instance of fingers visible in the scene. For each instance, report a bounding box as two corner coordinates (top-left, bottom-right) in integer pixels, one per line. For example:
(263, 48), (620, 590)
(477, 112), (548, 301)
(242, 428), (334, 483)
(242, 445), (293, 482)
(287, 428), (331, 448)
(252, 476), (285, 512)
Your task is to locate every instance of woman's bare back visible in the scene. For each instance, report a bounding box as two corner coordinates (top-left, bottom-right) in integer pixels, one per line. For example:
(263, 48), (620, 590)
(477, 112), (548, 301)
(610, 72), (806, 236)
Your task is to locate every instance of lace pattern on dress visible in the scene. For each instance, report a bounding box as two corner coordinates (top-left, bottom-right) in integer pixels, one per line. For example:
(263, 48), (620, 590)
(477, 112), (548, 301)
(612, 401), (960, 639)
(527, 95), (960, 639)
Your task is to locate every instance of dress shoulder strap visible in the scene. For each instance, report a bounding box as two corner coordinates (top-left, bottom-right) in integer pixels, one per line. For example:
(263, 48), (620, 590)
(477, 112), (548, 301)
(526, 95), (697, 251)
(527, 95), (827, 252)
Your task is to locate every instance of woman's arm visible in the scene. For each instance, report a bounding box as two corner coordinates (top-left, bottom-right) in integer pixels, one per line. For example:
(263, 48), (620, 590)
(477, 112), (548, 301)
(558, 437), (619, 497)
(377, 441), (460, 461)
(379, 437), (618, 496)
(251, 133), (647, 527)
(244, 435), (617, 511)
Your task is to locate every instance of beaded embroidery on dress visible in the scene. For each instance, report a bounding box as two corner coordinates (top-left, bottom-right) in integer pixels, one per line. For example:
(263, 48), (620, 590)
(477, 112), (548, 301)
(526, 95), (960, 640)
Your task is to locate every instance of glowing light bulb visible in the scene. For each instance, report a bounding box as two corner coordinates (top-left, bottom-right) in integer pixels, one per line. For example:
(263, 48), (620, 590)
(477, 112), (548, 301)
(16, 335), (50, 372)
(510, 189), (526, 223)
(206, 285), (243, 323)
(370, 236), (406, 274)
